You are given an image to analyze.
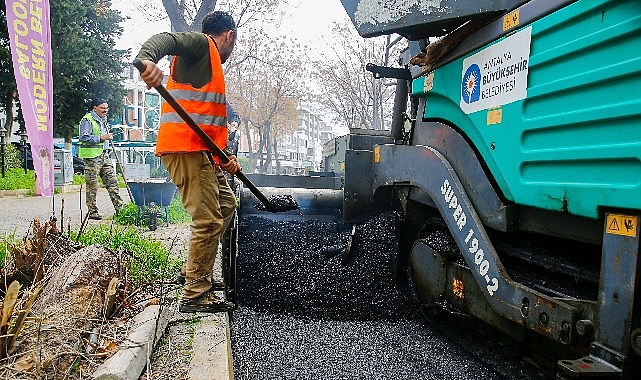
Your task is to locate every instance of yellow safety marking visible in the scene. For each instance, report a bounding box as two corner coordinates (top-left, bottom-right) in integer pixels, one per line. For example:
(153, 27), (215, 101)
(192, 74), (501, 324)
(453, 278), (465, 299)
(606, 214), (638, 237)
(339, 162), (345, 171)
(503, 10), (520, 31)
(424, 72), (434, 92)
(374, 146), (380, 163)
(487, 107), (503, 125)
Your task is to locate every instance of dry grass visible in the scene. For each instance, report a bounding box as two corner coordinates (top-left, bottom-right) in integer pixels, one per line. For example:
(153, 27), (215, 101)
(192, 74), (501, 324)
(0, 220), (193, 379)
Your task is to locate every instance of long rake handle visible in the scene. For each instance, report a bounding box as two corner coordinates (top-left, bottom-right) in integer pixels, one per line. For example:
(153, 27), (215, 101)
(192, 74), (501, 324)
(108, 139), (134, 203)
(132, 59), (274, 210)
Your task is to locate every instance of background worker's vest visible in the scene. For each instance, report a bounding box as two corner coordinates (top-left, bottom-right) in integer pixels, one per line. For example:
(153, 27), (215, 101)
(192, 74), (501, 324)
(156, 35), (228, 164)
(78, 113), (103, 159)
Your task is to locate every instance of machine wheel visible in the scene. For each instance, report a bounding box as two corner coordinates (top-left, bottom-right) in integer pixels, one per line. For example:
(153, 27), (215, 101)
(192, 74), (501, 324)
(631, 328), (641, 357)
(221, 210), (238, 307)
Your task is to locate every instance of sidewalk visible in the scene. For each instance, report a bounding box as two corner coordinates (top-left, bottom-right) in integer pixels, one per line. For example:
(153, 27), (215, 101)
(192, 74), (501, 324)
(0, 186), (127, 238)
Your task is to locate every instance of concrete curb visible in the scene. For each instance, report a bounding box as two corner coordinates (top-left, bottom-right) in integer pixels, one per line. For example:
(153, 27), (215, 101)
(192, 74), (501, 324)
(92, 304), (172, 380)
(0, 185), (81, 198)
(0, 189), (30, 197)
(55, 184), (82, 193)
(188, 312), (233, 380)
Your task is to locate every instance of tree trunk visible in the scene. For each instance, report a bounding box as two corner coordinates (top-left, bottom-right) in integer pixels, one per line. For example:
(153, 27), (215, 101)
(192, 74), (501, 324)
(162, 0), (218, 32)
(64, 128), (73, 150)
(23, 244), (122, 377)
(2, 98), (14, 137)
(272, 137), (281, 174)
(257, 131), (266, 173)
(242, 119), (257, 173)
(262, 124), (272, 173)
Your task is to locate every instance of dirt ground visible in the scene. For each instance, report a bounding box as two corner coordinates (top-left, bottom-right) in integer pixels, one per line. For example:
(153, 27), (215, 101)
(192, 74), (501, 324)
(139, 223), (195, 380)
(0, 188), (213, 379)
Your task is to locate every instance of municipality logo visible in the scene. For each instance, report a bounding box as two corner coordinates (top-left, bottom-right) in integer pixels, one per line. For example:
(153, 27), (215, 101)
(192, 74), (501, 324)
(462, 64), (481, 104)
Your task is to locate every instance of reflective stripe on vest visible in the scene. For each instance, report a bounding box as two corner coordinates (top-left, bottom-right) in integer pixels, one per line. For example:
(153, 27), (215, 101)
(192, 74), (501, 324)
(156, 35), (228, 163)
(78, 113), (103, 159)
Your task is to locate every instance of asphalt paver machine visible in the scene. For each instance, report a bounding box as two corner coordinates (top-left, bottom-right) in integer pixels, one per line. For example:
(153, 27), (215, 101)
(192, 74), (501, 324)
(338, 0), (641, 378)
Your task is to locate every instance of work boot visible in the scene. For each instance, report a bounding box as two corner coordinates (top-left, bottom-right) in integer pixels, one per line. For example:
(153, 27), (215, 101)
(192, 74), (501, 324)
(179, 291), (235, 313)
(176, 273), (225, 290)
(88, 212), (102, 220)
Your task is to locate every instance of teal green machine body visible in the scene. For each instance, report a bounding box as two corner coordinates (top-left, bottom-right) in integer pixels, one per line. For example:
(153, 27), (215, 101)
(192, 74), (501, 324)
(413, 0), (641, 220)
(339, 0), (641, 377)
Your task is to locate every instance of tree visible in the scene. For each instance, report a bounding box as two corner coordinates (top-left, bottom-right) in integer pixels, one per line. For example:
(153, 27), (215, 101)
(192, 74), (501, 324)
(312, 22), (398, 131)
(0, 3), (18, 136)
(153, 0), (280, 32)
(50, 0), (128, 142)
(225, 36), (303, 174)
(0, 0), (128, 142)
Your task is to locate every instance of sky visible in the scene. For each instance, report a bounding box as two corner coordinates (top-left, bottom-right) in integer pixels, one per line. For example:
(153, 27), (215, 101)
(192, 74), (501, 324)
(112, 0), (352, 61)
(111, 0), (354, 135)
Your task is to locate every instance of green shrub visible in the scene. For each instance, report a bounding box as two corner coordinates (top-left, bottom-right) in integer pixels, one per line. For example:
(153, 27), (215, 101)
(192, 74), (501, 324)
(1, 143), (24, 170)
(113, 195), (191, 226)
(71, 225), (181, 284)
(238, 156), (249, 172)
(72, 174), (85, 185)
(0, 168), (34, 191)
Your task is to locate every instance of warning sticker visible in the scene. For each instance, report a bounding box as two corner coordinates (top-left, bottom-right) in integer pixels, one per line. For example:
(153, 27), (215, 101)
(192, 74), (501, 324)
(606, 214), (638, 237)
(503, 10), (520, 31)
(453, 278), (465, 299)
(487, 107), (503, 125)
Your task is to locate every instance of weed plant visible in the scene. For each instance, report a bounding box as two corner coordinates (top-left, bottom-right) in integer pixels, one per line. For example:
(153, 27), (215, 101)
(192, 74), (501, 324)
(113, 195), (191, 227)
(167, 195), (191, 223)
(0, 230), (17, 268)
(117, 174), (125, 188)
(113, 203), (138, 225)
(0, 169), (35, 191)
(71, 225), (181, 285)
(72, 174), (85, 185)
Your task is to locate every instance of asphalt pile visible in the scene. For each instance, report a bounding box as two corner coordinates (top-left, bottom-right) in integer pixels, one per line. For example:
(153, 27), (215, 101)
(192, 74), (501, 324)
(235, 212), (419, 322)
(231, 212), (540, 379)
(254, 194), (300, 212)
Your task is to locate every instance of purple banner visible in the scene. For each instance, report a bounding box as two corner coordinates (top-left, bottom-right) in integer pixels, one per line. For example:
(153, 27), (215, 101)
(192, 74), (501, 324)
(5, 0), (54, 196)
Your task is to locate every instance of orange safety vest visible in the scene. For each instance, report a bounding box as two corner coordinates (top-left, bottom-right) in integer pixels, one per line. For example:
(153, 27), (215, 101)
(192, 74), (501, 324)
(156, 35), (228, 164)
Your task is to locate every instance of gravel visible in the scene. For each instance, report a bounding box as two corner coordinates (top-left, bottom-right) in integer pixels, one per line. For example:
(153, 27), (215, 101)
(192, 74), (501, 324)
(233, 308), (500, 380)
(231, 212), (542, 380)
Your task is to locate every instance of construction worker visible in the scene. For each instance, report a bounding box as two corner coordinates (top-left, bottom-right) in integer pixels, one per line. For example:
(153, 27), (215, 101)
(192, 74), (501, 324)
(135, 11), (240, 313)
(78, 98), (124, 220)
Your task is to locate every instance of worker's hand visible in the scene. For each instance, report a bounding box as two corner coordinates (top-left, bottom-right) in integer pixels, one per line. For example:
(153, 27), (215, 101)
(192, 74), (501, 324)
(100, 133), (113, 141)
(138, 59), (164, 89)
(220, 155), (241, 174)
